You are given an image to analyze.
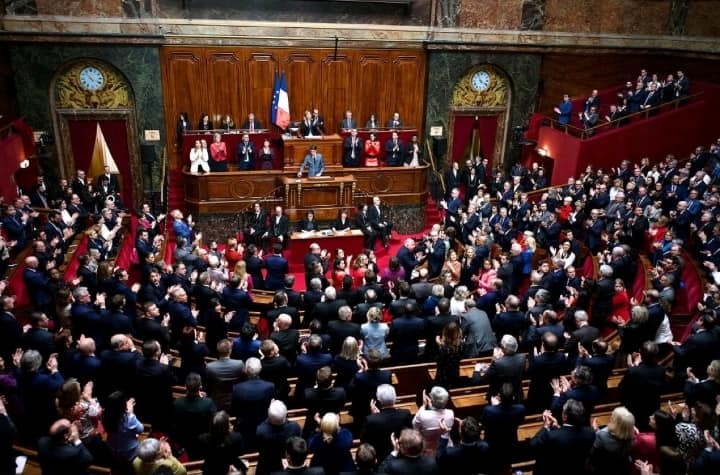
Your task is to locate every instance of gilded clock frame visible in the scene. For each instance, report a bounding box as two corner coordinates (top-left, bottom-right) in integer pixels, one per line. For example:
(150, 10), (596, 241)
(50, 58), (143, 210)
(448, 64), (512, 172)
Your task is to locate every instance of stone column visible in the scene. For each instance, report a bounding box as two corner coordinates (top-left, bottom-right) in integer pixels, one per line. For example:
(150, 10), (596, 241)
(667, 0), (688, 36)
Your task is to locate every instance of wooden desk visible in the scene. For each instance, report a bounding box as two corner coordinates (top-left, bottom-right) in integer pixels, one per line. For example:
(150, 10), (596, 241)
(282, 134), (344, 171)
(289, 229), (365, 269)
(280, 175), (356, 221)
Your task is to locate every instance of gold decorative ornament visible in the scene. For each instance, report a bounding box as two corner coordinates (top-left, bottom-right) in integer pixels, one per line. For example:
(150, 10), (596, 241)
(55, 60), (131, 109)
(451, 65), (509, 107)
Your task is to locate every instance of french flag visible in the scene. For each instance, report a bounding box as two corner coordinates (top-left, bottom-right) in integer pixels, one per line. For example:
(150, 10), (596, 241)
(275, 72), (290, 130)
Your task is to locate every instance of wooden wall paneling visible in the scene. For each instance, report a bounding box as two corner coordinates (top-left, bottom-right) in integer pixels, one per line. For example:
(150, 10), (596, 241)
(389, 53), (426, 130)
(161, 48), (206, 167)
(205, 50), (244, 128)
(356, 53), (390, 127)
(284, 52), (319, 122)
(245, 52), (278, 128)
(321, 54), (353, 134)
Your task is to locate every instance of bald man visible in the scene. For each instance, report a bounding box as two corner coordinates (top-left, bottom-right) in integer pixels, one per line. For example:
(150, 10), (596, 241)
(22, 256), (53, 313)
(38, 418), (94, 474)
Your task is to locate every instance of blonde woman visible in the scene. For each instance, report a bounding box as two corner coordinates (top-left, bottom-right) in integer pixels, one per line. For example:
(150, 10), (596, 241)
(232, 260), (254, 291)
(333, 336), (362, 389)
(308, 412), (354, 474)
(361, 307), (389, 359)
(587, 406), (636, 474)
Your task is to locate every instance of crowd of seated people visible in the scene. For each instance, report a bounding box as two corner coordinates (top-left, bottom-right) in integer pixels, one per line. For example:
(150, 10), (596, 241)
(554, 67), (691, 131)
(5, 137), (720, 474)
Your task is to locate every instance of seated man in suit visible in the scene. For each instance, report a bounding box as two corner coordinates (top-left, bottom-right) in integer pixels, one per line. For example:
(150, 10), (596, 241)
(241, 112), (262, 131)
(386, 112), (403, 129)
(340, 110), (357, 131)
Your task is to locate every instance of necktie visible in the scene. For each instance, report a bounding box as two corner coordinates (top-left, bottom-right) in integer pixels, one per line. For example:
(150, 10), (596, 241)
(250, 122), (254, 132)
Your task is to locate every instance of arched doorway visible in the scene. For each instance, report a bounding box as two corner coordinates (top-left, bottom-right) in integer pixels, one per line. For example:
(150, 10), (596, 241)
(50, 59), (143, 209)
(448, 64), (512, 176)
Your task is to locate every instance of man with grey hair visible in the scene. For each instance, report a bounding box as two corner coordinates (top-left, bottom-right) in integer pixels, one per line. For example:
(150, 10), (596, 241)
(592, 264), (615, 328)
(256, 399), (302, 474)
(362, 384), (413, 460)
(132, 437), (186, 474)
(328, 305), (362, 354)
(70, 286), (106, 343)
(564, 309), (599, 361)
(310, 285), (347, 329)
(472, 334), (526, 401)
(461, 298), (497, 357)
(230, 357), (274, 447)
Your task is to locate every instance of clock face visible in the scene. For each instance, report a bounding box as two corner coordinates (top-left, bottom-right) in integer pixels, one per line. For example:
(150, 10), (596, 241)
(79, 66), (105, 91)
(471, 71), (491, 91)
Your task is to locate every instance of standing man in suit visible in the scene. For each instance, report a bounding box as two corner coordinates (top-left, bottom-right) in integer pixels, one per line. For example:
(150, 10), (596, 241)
(472, 335), (527, 402)
(426, 229), (446, 278)
(385, 131), (403, 167)
(356, 203), (376, 250)
(264, 243), (289, 292)
(311, 108), (325, 135)
(348, 349), (392, 433)
(237, 133), (256, 170)
(244, 202), (267, 247)
(231, 357), (275, 447)
(530, 399), (596, 475)
(297, 145), (325, 178)
(386, 112), (402, 129)
(263, 205), (290, 251)
(205, 339), (244, 412)
(675, 70), (690, 98)
(368, 196), (393, 249)
(343, 129), (363, 167)
(255, 400), (302, 475)
(340, 110), (357, 131)
(241, 112), (262, 131)
(619, 341), (666, 431)
(96, 165), (120, 194)
(564, 310), (599, 362)
(38, 419), (94, 475)
(361, 384), (413, 461)
(22, 256), (53, 314)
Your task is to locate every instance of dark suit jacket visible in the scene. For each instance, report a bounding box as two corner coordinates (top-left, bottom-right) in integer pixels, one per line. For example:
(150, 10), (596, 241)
(206, 358), (245, 411)
(473, 353), (527, 401)
(378, 454), (438, 475)
(361, 407), (413, 460)
(550, 384), (599, 425)
(674, 329), (719, 379)
(265, 254), (289, 291)
(261, 355), (292, 399)
(527, 351), (571, 411)
(270, 329), (300, 363)
(37, 437), (94, 475)
(302, 386), (347, 436)
(256, 419), (303, 475)
(437, 437), (491, 475)
(343, 135), (363, 167)
(22, 268), (52, 306)
(619, 362), (666, 428)
(564, 325), (599, 361)
(530, 424), (596, 475)
(348, 369), (392, 421)
(327, 320), (362, 355)
(232, 378), (275, 438)
(269, 215), (290, 239)
(134, 357), (176, 431)
(237, 140), (257, 170)
(388, 315), (425, 364)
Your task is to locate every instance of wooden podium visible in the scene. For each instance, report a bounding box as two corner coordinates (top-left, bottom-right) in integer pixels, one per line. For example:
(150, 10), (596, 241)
(280, 175), (355, 221)
(282, 134), (344, 172)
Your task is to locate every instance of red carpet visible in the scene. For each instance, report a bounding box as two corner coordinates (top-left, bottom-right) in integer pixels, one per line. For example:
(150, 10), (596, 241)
(165, 166), (440, 291)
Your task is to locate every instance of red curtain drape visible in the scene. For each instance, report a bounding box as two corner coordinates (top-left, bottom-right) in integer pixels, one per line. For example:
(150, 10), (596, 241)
(451, 115), (499, 172)
(0, 135), (23, 201)
(67, 120), (134, 207)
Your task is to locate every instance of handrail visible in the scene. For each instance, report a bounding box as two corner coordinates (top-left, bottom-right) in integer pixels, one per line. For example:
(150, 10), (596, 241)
(543, 90), (704, 139)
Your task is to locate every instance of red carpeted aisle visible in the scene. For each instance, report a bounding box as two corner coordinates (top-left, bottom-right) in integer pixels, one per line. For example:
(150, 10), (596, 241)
(165, 168), (441, 291)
